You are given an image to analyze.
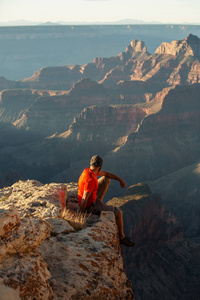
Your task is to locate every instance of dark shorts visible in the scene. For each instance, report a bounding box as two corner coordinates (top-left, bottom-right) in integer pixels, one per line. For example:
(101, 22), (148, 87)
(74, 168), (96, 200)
(86, 198), (120, 218)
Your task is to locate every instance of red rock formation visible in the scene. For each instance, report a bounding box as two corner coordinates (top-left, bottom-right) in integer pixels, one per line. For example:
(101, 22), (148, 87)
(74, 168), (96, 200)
(155, 34), (200, 57)
(1, 35), (200, 93)
(138, 83), (200, 135)
(54, 104), (149, 164)
(15, 39), (150, 90)
(70, 105), (148, 132)
(103, 83), (200, 187)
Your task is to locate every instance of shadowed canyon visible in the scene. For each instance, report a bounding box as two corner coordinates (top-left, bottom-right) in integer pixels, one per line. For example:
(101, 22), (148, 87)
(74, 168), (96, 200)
(1, 31), (200, 299)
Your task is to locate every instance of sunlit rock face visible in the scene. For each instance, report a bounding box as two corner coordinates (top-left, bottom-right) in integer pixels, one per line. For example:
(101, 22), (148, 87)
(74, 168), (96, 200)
(24, 39), (149, 90)
(103, 83), (200, 189)
(1, 37), (200, 193)
(0, 78), (151, 139)
(0, 180), (133, 299)
(69, 104), (149, 147)
(1, 35), (200, 93)
(155, 34), (200, 56)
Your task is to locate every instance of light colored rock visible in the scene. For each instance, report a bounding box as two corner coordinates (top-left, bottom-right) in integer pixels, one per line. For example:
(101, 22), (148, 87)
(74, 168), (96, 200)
(39, 211), (133, 299)
(0, 206), (20, 236)
(0, 284), (20, 300)
(0, 218), (51, 260)
(46, 218), (75, 235)
(155, 34), (200, 56)
(0, 180), (133, 299)
(0, 186), (13, 199)
(130, 40), (147, 53)
(0, 256), (53, 300)
(0, 180), (68, 219)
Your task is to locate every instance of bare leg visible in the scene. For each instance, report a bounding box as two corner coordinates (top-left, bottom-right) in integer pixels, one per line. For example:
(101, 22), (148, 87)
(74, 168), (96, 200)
(116, 211), (125, 239)
(116, 211), (135, 247)
(97, 177), (110, 202)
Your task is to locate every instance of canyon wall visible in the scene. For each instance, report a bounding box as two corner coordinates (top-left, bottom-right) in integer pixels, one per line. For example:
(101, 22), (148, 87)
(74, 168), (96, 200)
(148, 161), (200, 237)
(0, 32), (200, 300)
(107, 183), (200, 300)
(2, 34), (200, 93)
(104, 83), (200, 186)
(1, 25), (200, 80)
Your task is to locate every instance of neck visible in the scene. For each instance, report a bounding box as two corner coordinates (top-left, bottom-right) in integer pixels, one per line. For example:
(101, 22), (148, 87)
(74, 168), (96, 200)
(90, 166), (99, 174)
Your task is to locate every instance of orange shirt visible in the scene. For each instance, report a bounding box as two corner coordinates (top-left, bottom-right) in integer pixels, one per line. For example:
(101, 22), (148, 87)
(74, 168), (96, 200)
(78, 167), (99, 208)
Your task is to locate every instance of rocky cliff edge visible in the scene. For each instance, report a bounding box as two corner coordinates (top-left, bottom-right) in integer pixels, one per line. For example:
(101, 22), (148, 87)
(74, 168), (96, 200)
(0, 180), (133, 300)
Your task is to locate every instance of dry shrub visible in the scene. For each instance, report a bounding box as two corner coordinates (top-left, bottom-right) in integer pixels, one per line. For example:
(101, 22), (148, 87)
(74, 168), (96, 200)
(61, 208), (90, 230)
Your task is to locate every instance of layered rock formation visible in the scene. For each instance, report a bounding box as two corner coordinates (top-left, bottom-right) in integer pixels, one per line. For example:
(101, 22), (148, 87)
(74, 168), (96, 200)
(0, 180), (133, 299)
(1, 34), (200, 94)
(1, 34), (199, 134)
(100, 35), (200, 88)
(35, 35), (200, 90)
(0, 100), (149, 185)
(107, 183), (200, 300)
(148, 160), (200, 238)
(1, 32), (200, 300)
(0, 89), (39, 123)
(2, 24), (200, 80)
(0, 89), (67, 125)
(0, 77), (154, 138)
(1, 37), (200, 201)
(155, 34), (200, 57)
(69, 104), (149, 146)
(22, 34), (200, 90)
(4, 80), (110, 137)
(104, 83), (200, 187)
(23, 39), (149, 91)
(2, 81), (200, 195)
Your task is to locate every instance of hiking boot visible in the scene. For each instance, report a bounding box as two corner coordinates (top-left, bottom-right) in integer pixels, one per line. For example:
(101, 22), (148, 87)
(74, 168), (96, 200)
(120, 236), (135, 247)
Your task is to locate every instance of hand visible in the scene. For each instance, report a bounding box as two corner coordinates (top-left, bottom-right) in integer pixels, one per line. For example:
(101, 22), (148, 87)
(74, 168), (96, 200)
(120, 179), (126, 188)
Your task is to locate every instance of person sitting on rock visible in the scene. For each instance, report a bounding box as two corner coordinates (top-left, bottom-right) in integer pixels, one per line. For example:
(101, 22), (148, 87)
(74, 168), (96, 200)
(78, 155), (134, 247)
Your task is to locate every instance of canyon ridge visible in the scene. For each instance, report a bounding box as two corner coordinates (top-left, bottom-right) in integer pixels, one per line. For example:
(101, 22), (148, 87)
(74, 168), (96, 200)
(1, 33), (200, 299)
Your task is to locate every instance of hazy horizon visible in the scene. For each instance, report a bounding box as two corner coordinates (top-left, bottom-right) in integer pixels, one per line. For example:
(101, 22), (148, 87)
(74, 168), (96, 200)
(1, 19), (200, 27)
(1, 0), (200, 25)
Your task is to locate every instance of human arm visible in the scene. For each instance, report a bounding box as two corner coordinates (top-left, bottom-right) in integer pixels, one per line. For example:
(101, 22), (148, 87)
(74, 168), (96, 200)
(80, 190), (91, 212)
(99, 170), (126, 188)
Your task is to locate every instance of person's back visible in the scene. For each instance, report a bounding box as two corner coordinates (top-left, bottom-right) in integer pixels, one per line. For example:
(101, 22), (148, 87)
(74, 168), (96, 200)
(78, 167), (99, 208)
(78, 155), (135, 247)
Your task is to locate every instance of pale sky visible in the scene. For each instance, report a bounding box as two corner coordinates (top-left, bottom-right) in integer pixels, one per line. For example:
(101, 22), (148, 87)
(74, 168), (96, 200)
(0, 0), (200, 24)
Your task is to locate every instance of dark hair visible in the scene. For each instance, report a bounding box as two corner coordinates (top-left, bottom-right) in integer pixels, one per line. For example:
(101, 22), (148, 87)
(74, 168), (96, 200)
(90, 155), (103, 168)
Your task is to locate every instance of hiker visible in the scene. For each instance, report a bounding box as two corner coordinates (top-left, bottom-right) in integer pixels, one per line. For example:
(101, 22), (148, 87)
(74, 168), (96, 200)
(78, 155), (134, 247)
